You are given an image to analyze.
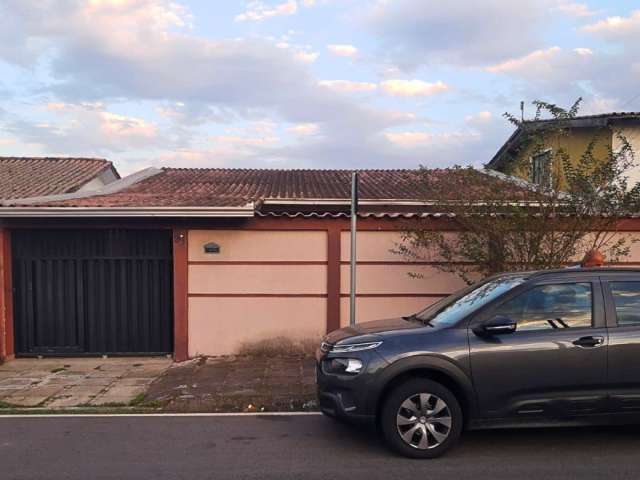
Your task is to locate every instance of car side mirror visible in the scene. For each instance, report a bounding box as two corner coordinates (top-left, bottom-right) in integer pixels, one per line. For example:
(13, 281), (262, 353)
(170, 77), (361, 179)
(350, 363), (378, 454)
(473, 315), (517, 336)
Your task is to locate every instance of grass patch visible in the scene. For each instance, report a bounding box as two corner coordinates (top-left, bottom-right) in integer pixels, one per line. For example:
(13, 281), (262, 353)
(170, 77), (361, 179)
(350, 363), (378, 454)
(50, 367), (66, 374)
(92, 402), (126, 408)
(129, 393), (146, 406)
(0, 400), (16, 409)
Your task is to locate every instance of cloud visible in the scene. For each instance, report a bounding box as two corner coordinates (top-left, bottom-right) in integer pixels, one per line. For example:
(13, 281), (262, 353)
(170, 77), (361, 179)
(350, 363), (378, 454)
(293, 51), (319, 63)
(0, 1), (342, 118)
(210, 135), (280, 146)
(318, 80), (377, 93)
(380, 79), (449, 97)
(235, 1), (298, 22)
(286, 123), (320, 135)
(365, 0), (551, 68)
(554, 2), (599, 17)
(482, 35), (640, 116)
(327, 44), (358, 57)
(582, 10), (640, 39)
(465, 111), (493, 126)
(5, 101), (159, 154)
(384, 131), (432, 147)
(486, 47), (563, 73)
(0, 0), (511, 171)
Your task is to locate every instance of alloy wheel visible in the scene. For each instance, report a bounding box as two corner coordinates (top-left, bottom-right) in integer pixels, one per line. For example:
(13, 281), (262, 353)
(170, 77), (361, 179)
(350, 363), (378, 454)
(396, 393), (452, 450)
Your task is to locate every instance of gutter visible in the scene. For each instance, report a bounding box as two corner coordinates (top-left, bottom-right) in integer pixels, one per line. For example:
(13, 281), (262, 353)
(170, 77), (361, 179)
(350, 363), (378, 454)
(0, 204), (255, 218)
(261, 198), (437, 206)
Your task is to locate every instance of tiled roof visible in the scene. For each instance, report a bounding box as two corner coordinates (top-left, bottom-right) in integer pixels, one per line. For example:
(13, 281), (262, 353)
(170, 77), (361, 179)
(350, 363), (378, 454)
(488, 111), (640, 169)
(0, 157), (118, 199)
(528, 111), (640, 123)
(41, 168), (445, 207)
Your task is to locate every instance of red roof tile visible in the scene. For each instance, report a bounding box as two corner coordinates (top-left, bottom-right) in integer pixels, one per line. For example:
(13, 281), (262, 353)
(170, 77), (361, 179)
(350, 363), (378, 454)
(42, 168), (441, 207)
(0, 157), (118, 199)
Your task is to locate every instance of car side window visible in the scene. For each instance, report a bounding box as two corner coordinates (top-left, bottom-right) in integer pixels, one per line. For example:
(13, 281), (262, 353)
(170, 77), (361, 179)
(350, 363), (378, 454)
(609, 281), (640, 326)
(493, 283), (593, 332)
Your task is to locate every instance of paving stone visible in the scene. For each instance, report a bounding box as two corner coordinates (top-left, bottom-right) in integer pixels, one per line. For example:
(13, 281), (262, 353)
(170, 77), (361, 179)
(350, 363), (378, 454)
(47, 394), (96, 408)
(0, 358), (170, 408)
(0, 378), (35, 387)
(24, 385), (66, 398)
(62, 385), (107, 396)
(3, 395), (50, 407)
(117, 378), (155, 386)
(78, 377), (115, 387)
(122, 367), (166, 378)
(0, 389), (23, 399)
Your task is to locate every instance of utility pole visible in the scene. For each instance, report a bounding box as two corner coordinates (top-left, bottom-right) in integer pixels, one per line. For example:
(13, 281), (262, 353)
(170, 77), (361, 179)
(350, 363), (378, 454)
(350, 171), (358, 326)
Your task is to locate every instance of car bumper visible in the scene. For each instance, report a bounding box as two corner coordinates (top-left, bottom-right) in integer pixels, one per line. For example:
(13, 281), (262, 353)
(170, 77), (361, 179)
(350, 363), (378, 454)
(315, 350), (387, 423)
(317, 390), (374, 423)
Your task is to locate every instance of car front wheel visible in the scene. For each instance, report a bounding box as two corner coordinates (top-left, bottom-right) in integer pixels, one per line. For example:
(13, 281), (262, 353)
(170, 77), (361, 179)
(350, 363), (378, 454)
(380, 378), (463, 459)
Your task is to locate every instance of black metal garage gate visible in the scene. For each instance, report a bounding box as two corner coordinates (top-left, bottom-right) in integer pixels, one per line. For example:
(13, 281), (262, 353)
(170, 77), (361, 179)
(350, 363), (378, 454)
(12, 229), (173, 356)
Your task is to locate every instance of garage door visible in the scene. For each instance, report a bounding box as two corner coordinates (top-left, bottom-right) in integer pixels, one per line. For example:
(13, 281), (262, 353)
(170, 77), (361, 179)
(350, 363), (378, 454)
(12, 229), (173, 356)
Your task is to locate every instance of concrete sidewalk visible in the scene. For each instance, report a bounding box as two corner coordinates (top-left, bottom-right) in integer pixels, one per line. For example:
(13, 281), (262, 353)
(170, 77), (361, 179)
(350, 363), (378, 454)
(0, 357), (172, 408)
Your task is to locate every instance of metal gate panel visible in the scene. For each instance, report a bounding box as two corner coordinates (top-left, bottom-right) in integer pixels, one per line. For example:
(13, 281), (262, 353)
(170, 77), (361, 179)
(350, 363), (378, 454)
(12, 229), (173, 356)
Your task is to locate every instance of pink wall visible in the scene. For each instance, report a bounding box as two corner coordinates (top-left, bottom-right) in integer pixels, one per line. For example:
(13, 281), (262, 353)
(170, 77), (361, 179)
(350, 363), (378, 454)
(189, 230), (327, 261)
(187, 229), (328, 356)
(189, 296), (325, 356)
(339, 264), (465, 295)
(189, 264), (327, 294)
(339, 296), (442, 327)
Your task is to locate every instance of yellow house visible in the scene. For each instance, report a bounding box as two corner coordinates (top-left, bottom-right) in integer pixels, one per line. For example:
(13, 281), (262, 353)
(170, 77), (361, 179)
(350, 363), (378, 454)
(486, 112), (640, 187)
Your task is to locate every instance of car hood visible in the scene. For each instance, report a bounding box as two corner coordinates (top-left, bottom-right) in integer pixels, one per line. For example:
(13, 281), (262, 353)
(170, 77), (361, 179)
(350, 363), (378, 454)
(325, 317), (424, 344)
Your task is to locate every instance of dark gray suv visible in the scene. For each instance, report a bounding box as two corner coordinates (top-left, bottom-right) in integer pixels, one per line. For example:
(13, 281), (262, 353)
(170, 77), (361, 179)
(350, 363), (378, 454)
(316, 268), (640, 458)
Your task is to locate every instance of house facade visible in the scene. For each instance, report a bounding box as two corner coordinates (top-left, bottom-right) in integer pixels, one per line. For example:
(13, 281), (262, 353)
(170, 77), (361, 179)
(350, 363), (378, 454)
(2, 165), (640, 363)
(487, 112), (640, 187)
(0, 167), (472, 361)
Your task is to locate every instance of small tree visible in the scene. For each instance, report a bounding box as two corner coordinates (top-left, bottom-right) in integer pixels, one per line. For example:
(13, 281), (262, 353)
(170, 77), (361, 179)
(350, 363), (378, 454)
(397, 99), (640, 285)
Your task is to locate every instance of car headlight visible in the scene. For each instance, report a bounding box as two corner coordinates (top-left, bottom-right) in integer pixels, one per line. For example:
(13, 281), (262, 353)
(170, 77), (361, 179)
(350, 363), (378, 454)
(330, 341), (382, 353)
(323, 358), (363, 375)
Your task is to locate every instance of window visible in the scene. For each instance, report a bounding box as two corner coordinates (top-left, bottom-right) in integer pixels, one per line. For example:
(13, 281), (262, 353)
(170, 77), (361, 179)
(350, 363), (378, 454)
(610, 282), (640, 326)
(493, 283), (593, 332)
(531, 150), (552, 186)
(416, 275), (527, 328)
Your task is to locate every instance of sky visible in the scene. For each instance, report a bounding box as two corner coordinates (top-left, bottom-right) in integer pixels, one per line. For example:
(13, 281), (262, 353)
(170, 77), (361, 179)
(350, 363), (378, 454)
(1, 0), (640, 175)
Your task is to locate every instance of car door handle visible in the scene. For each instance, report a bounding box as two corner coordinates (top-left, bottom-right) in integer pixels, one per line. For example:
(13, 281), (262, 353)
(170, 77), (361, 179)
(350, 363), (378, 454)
(572, 336), (605, 348)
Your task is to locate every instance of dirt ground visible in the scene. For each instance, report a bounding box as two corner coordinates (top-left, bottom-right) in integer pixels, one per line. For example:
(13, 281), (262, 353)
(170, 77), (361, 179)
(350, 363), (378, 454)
(145, 355), (317, 412)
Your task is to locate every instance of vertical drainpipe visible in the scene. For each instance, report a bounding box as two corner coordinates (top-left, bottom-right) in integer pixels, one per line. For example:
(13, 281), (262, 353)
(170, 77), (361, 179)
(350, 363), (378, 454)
(349, 171), (358, 327)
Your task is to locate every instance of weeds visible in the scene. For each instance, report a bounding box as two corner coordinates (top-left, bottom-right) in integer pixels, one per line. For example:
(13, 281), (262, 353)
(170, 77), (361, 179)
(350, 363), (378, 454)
(237, 336), (319, 358)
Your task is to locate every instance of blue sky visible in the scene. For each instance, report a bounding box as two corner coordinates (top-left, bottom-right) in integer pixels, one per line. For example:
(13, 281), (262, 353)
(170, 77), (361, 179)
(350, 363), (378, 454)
(1, 0), (639, 174)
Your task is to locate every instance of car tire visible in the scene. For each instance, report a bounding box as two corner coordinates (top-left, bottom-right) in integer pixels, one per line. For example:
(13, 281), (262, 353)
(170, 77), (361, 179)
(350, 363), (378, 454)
(380, 378), (463, 459)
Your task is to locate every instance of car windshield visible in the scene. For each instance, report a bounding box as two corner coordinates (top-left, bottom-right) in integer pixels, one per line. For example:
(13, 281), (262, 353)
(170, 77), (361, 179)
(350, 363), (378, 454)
(415, 275), (528, 328)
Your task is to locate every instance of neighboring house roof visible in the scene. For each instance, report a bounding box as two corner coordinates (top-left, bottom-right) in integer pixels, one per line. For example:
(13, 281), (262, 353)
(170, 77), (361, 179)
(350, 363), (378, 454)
(0, 157), (120, 199)
(487, 111), (640, 171)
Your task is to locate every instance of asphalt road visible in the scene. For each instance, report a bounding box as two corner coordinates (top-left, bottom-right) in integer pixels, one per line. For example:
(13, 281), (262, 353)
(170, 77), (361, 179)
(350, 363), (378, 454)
(1, 414), (640, 480)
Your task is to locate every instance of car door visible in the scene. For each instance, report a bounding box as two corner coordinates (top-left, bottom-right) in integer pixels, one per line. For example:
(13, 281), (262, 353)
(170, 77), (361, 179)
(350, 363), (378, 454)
(469, 277), (608, 419)
(601, 275), (640, 412)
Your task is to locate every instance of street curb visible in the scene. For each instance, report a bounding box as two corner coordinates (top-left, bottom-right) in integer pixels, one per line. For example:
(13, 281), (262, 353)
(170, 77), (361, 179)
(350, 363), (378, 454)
(0, 411), (324, 418)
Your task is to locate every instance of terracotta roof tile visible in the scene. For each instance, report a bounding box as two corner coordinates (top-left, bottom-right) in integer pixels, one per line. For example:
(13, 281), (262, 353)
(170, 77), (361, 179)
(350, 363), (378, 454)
(0, 157), (118, 199)
(44, 167), (443, 207)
